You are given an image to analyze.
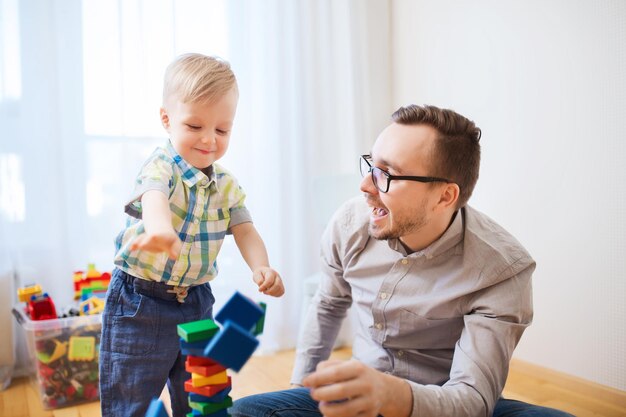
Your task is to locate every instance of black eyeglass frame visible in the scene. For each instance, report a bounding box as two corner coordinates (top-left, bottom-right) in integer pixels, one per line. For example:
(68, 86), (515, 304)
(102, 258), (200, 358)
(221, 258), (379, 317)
(360, 154), (452, 193)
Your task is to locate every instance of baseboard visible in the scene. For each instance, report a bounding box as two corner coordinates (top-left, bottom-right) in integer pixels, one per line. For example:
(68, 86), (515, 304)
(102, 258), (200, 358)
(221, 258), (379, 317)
(509, 358), (626, 408)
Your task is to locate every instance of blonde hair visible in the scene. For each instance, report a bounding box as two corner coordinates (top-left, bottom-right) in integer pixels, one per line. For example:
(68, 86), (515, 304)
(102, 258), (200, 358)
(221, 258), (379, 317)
(163, 53), (237, 105)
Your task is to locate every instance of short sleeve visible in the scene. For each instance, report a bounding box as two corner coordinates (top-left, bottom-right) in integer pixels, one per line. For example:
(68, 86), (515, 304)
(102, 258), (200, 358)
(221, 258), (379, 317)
(214, 166), (252, 231)
(124, 152), (174, 219)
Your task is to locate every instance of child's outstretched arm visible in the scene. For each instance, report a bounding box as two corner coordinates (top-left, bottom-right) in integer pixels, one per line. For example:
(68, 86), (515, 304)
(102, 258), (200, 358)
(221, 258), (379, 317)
(231, 222), (285, 297)
(130, 190), (182, 260)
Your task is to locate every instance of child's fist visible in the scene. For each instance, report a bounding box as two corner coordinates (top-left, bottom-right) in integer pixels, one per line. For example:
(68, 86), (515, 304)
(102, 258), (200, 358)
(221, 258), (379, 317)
(253, 267), (285, 297)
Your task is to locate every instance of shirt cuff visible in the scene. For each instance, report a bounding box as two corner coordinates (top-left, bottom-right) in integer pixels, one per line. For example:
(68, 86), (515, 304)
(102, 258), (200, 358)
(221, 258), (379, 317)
(227, 207), (252, 232)
(124, 180), (170, 219)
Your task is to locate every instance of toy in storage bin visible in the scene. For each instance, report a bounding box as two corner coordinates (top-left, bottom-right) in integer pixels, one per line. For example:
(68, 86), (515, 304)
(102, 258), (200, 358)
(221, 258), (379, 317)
(12, 306), (101, 409)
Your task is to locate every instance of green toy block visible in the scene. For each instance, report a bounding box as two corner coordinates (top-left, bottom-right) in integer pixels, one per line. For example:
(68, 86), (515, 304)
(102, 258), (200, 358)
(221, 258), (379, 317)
(188, 395), (232, 415)
(177, 319), (219, 343)
(253, 302), (267, 336)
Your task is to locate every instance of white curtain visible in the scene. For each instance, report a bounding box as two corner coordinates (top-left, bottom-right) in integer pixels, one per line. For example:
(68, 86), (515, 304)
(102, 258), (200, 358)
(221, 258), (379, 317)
(0, 0), (391, 373)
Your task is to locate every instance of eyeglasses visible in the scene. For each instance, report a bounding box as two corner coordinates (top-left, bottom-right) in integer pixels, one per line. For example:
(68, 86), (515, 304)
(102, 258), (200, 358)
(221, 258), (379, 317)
(359, 154), (451, 193)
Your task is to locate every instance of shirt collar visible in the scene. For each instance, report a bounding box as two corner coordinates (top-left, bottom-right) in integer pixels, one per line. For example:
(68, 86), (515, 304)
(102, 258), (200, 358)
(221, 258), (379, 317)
(165, 140), (217, 190)
(387, 209), (464, 258)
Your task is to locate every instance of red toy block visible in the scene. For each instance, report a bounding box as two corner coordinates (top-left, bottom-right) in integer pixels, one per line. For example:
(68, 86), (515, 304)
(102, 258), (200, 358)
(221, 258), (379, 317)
(186, 356), (219, 367)
(184, 377), (231, 397)
(28, 293), (57, 320)
(185, 359), (226, 377)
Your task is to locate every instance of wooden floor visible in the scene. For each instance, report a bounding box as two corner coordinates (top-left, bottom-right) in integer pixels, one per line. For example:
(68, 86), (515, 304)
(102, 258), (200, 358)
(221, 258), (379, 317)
(1, 348), (625, 417)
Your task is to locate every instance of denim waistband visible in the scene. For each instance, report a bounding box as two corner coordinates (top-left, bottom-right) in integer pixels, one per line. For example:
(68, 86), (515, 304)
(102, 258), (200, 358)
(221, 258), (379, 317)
(116, 268), (201, 303)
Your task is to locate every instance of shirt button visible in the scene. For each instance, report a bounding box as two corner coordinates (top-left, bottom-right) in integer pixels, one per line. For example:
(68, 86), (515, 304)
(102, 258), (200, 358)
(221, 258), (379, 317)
(379, 292), (388, 300)
(171, 276), (180, 282)
(401, 259), (408, 265)
(194, 218), (199, 224)
(375, 323), (382, 330)
(397, 350), (405, 357)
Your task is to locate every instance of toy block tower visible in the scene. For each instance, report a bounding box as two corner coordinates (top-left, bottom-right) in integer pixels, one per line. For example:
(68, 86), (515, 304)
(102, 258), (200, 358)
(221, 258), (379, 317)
(174, 291), (266, 417)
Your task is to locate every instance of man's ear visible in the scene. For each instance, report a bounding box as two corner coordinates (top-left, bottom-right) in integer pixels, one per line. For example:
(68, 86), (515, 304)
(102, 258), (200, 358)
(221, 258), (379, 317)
(160, 107), (170, 130)
(437, 183), (460, 210)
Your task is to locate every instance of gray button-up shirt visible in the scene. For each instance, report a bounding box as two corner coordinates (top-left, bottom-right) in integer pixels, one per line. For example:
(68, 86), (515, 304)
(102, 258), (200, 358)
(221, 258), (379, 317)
(292, 197), (535, 417)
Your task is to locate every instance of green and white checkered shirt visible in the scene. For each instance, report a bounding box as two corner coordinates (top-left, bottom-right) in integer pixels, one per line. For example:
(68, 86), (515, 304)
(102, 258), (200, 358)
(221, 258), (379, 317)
(114, 141), (251, 287)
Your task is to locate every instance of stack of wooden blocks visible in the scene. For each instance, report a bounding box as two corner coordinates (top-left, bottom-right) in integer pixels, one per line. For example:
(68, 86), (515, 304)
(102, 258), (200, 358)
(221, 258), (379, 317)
(146, 291), (266, 417)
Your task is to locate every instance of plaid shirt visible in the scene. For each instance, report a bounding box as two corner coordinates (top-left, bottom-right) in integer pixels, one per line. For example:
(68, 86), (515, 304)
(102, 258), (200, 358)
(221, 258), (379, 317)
(114, 141), (251, 287)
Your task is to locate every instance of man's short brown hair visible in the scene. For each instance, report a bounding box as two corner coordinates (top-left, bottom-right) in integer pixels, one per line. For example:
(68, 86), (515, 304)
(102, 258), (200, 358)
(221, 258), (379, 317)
(392, 104), (481, 209)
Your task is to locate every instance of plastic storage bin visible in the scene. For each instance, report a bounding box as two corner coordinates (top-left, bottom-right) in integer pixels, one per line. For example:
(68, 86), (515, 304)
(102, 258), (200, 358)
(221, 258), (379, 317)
(12, 306), (101, 409)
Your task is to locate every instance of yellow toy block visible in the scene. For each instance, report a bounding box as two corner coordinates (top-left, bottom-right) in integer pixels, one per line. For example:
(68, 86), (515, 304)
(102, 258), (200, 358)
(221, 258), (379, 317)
(78, 296), (105, 315)
(17, 284), (43, 303)
(36, 340), (68, 364)
(86, 263), (100, 279)
(191, 370), (228, 387)
(68, 336), (96, 361)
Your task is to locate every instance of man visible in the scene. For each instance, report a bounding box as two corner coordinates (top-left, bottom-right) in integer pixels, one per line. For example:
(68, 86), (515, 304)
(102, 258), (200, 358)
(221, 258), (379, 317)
(231, 105), (573, 417)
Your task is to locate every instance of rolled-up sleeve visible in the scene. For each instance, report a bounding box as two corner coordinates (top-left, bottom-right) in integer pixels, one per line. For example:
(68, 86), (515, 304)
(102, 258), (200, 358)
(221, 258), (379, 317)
(124, 155), (173, 219)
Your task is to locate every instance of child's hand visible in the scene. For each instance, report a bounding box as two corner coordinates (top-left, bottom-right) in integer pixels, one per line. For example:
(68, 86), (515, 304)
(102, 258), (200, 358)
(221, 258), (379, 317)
(253, 267), (285, 297)
(130, 231), (182, 260)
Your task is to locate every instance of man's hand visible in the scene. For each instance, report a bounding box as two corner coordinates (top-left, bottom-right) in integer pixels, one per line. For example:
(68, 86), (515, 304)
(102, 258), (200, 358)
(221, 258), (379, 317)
(253, 267), (285, 297)
(302, 359), (412, 417)
(130, 230), (182, 260)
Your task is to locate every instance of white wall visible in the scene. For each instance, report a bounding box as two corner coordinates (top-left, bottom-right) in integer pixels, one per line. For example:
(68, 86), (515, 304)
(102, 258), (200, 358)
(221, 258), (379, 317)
(391, 0), (626, 391)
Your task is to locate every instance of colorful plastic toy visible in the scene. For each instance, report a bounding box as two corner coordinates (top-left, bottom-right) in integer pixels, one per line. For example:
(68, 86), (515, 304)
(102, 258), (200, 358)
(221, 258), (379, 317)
(253, 301), (267, 336)
(68, 336), (96, 361)
(78, 296), (105, 316)
(175, 291), (267, 416)
(17, 283), (43, 302)
(185, 357), (226, 377)
(35, 340), (68, 364)
(215, 292), (264, 330)
(27, 293), (58, 321)
(184, 377), (232, 397)
(191, 370), (228, 387)
(188, 395), (232, 415)
(73, 263), (111, 300)
(28, 317), (101, 408)
(202, 320), (259, 372)
(145, 398), (168, 417)
(178, 319), (220, 343)
(188, 386), (231, 403)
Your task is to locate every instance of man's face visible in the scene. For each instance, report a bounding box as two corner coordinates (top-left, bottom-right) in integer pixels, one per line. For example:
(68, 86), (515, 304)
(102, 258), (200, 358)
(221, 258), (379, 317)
(160, 88), (238, 170)
(360, 123), (443, 244)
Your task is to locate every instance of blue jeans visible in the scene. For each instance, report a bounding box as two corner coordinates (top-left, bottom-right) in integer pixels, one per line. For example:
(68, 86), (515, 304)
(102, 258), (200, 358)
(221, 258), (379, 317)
(230, 387), (575, 417)
(99, 268), (215, 417)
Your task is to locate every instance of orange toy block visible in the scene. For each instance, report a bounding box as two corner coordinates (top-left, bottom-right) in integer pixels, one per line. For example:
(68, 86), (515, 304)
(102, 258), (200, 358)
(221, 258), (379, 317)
(184, 377), (231, 397)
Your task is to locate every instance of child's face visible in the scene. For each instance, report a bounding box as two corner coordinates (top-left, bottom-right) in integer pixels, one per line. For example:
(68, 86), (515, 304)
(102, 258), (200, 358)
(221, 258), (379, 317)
(160, 88), (238, 170)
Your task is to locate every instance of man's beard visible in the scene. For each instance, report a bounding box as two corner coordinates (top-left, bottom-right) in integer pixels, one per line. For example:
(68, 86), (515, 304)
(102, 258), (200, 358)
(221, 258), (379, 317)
(368, 198), (429, 241)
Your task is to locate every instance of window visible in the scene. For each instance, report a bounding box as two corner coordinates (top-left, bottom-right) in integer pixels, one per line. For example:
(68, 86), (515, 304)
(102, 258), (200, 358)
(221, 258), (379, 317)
(81, 0), (229, 137)
(0, 0), (21, 101)
(0, 154), (25, 222)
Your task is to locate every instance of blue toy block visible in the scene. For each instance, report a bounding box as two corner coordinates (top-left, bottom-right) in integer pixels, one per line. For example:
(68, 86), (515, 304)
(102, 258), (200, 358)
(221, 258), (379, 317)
(145, 398), (168, 417)
(215, 291), (264, 331)
(180, 338), (209, 356)
(203, 320), (259, 372)
(188, 385), (232, 403)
